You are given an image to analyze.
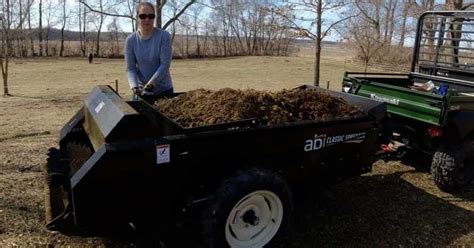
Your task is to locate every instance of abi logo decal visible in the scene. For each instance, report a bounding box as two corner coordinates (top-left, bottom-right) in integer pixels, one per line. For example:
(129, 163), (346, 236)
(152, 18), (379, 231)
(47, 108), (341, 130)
(304, 132), (366, 152)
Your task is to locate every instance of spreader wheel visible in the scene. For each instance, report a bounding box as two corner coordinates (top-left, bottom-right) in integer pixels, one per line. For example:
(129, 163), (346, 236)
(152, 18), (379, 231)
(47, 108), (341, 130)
(202, 168), (293, 248)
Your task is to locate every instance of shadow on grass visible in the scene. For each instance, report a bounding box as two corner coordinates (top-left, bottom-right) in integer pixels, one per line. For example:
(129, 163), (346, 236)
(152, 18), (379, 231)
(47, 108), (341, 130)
(114, 170), (474, 247)
(4, 94), (48, 100)
(294, 171), (474, 247)
(399, 151), (433, 173)
(452, 183), (474, 202)
(61, 167), (474, 247)
(395, 151), (474, 201)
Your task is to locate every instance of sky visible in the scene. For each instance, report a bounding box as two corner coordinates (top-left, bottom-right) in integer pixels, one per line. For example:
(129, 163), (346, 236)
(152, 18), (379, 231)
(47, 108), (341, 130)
(17, 0), (466, 45)
(24, 0), (342, 40)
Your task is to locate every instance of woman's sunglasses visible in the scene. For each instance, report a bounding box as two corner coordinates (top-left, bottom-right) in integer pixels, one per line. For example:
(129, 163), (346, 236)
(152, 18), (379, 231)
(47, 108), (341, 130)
(139, 14), (156, 20)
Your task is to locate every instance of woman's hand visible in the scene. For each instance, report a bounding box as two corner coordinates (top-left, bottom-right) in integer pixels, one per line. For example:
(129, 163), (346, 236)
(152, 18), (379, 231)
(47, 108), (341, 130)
(143, 83), (154, 92)
(132, 86), (143, 95)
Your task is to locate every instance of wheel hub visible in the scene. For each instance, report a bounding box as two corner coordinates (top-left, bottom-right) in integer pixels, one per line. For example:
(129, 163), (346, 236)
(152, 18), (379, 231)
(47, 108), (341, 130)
(225, 190), (283, 247)
(242, 209), (259, 226)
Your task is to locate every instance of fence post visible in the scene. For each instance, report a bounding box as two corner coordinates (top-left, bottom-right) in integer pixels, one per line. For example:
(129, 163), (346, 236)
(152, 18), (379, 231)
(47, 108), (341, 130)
(326, 81), (330, 89)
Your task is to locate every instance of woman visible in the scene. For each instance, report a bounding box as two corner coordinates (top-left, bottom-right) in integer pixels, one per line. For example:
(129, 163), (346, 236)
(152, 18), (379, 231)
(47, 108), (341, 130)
(125, 2), (173, 99)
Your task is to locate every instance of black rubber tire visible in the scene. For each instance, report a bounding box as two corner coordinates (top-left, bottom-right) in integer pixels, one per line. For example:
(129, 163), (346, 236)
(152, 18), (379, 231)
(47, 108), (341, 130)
(202, 168), (293, 248)
(431, 139), (474, 193)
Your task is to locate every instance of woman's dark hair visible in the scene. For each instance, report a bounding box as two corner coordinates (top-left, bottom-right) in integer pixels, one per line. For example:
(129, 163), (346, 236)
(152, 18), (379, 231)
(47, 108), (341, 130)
(137, 2), (155, 15)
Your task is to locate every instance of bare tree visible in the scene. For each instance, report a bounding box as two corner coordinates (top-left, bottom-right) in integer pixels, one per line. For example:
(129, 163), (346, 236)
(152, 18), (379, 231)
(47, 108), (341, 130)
(398, 0), (410, 47)
(107, 18), (122, 56)
(204, 0), (294, 57)
(96, 0), (105, 56)
(17, 0), (25, 56)
(126, 0), (137, 32)
(39, 0), (43, 56)
(273, 0), (353, 86)
(0, 1), (11, 95)
(169, 0), (179, 42)
(44, 0), (58, 56)
(444, 0), (467, 66)
(27, 0), (34, 56)
(190, 3), (203, 57)
(60, 0), (67, 56)
(349, 17), (386, 71)
(382, 0), (397, 43)
(1, 0), (31, 95)
(81, 3), (87, 56)
(80, 0), (197, 31)
(78, 2), (84, 56)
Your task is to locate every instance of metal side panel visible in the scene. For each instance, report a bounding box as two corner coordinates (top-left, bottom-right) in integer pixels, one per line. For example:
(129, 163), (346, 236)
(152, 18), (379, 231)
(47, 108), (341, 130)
(59, 107), (84, 143)
(83, 86), (134, 149)
(83, 85), (156, 150)
(448, 94), (474, 112)
(356, 82), (443, 125)
(68, 141), (161, 231)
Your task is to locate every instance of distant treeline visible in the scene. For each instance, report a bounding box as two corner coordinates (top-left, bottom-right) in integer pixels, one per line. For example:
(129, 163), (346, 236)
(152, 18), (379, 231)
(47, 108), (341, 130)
(1, 28), (294, 58)
(3, 28), (338, 59)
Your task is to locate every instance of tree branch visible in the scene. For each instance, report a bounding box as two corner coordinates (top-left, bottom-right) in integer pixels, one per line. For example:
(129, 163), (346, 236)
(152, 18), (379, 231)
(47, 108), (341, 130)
(163, 0), (196, 30)
(80, 0), (135, 21)
(463, 3), (474, 10)
(158, 0), (168, 10)
(354, 1), (378, 27)
(321, 14), (357, 40)
(80, 0), (196, 30)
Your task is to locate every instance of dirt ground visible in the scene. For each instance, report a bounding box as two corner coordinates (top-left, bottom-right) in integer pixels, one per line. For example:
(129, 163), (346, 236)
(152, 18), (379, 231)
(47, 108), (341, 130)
(0, 51), (473, 247)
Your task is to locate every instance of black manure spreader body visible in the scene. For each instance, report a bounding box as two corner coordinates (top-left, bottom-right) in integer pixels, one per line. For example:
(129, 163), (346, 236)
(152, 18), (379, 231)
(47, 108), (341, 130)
(45, 85), (386, 247)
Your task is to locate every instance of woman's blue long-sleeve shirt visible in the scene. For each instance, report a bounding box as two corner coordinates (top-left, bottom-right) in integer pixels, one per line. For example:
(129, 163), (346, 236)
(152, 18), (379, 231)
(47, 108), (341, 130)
(124, 28), (173, 94)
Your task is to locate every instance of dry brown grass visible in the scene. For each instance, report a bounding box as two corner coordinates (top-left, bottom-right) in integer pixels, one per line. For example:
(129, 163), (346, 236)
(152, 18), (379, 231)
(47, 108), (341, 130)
(1, 50), (473, 247)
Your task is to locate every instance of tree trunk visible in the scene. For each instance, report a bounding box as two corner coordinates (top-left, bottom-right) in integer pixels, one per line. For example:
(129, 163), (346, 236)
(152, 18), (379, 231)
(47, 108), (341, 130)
(185, 27), (189, 57)
(60, 0), (66, 57)
(155, 0), (163, 28)
(447, 0), (464, 66)
(46, 27), (49, 56)
(115, 27), (119, 55)
(96, 0), (104, 57)
(18, 0), (25, 57)
(447, 0), (463, 9)
(82, 5), (87, 56)
(79, 3), (83, 56)
(383, 0), (392, 43)
(203, 25), (209, 56)
(1, 49), (9, 95)
(314, 0), (322, 87)
(1, 0), (11, 95)
(398, 0), (409, 47)
(28, 1), (35, 56)
(127, 0), (136, 32)
(171, 6), (177, 43)
(388, 0), (397, 44)
(2, 56), (9, 95)
(375, 0), (381, 41)
(39, 0), (43, 56)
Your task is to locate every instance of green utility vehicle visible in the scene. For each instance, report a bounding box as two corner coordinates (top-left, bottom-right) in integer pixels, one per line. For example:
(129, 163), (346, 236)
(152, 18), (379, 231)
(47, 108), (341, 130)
(342, 11), (474, 192)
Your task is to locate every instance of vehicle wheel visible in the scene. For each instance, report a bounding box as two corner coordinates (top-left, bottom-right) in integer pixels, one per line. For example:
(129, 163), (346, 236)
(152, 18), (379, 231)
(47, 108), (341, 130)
(431, 139), (474, 192)
(202, 168), (293, 248)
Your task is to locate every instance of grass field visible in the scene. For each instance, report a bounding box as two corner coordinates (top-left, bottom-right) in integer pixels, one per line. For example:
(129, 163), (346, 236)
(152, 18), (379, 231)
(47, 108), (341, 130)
(0, 50), (473, 247)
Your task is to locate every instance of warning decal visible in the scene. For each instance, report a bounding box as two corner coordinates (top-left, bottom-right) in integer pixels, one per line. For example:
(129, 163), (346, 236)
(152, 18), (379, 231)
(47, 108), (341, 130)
(156, 144), (170, 164)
